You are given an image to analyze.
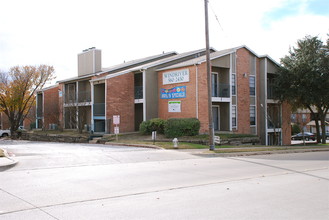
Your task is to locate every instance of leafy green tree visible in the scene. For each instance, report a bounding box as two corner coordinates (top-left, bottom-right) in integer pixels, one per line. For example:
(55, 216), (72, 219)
(274, 35), (329, 144)
(0, 65), (55, 137)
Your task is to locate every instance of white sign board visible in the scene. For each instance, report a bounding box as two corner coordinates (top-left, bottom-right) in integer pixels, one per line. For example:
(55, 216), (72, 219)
(163, 69), (189, 85)
(114, 126), (119, 134)
(168, 101), (181, 112)
(113, 115), (120, 125)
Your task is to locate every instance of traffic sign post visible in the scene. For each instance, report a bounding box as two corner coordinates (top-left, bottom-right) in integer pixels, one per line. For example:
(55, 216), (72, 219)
(113, 115), (120, 142)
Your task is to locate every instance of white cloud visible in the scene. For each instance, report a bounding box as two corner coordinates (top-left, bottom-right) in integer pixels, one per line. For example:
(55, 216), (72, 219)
(0, 0), (328, 82)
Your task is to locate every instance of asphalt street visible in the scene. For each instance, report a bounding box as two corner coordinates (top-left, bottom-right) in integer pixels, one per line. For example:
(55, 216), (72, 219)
(0, 140), (328, 220)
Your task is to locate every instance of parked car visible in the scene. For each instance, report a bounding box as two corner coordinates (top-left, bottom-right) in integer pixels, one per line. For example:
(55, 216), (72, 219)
(0, 129), (10, 137)
(319, 132), (329, 140)
(291, 132), (315, 141)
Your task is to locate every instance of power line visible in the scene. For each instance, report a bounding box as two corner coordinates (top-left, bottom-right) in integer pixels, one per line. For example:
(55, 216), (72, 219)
(209, 0), (224, 32)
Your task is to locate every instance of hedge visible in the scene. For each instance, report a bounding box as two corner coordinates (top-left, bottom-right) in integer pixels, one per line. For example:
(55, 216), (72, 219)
(164, 118), (200, 138)
(139, 118), (166, 134)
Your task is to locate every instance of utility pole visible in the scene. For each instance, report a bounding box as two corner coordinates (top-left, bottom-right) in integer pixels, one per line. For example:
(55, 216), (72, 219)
(204, 0), (215, 150)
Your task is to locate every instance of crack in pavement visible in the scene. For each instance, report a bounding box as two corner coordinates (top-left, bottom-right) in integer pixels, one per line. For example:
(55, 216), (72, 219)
(0, 167), (327, 218)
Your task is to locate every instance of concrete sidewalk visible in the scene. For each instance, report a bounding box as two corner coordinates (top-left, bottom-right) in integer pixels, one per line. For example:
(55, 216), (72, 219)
(175, 146), (329, 157)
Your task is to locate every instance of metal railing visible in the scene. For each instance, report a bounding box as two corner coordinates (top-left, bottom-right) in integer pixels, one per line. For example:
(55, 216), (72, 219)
(268, 119), (281, 129)
(267, 84), (276, 99)
(93, 103), (105, 116)
(212, 83), (230, 98)
(36, 108), (43, 117)
(78, 91), (91, 102)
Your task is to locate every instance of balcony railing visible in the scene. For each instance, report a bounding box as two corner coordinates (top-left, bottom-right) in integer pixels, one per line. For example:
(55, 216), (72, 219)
(267, 84), (276, 99)
(64, 95), (76, 104)
(135, 86), (143, 99)
(212, 83), (230, 98)
(64, 91), (92, 104)
(268, 119), (281, 129)
(36, 108), (43, 117)
(93, 103), (105, 116)
(78, 91), (91, 102)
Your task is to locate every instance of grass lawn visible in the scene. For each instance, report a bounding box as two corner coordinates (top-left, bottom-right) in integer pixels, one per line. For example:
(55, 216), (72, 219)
(154, 142), (208, 149)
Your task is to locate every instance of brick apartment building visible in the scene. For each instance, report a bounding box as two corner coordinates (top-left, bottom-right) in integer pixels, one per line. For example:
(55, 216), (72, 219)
(36, 46), (291, 145)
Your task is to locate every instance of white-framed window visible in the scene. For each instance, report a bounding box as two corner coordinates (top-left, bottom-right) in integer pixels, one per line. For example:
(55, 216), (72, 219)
(211, 72), (219, 97)
(232, 105), (237, 128)
(249, 76), (255, 96)
(232, 73), (236, 95)
(250, 105), (256, 126)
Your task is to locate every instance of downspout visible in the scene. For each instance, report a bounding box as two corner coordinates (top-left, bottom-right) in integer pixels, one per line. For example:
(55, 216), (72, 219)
(264, 58), (268, 145)
(35, 93), (39, 129)
(76, 81), (79, 130)
(195, 64), (199, 119)
(91, 81), (94, 132)
(280, 104), (283, 145)
(142, 70), (146, 121)
(42, 91), (45, 129)
(105, 79), (107, 133)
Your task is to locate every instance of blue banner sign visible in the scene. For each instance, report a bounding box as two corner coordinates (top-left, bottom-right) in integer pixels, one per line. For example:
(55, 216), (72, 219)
(160, 86), (186, 99)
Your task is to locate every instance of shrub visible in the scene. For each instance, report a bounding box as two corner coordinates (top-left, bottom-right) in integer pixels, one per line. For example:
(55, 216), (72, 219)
(149, 118), (165, 134)
(139, 120), (151, 134)
(139, 118), (166, 134)
(30, 122), (36, 130)
(164, 118), (200, 138)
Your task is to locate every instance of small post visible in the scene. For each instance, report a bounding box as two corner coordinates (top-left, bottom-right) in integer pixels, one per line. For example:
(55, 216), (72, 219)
(114, 126), (119, 142)
(152, 131), (157, 145)
(173, 138), (178, 148)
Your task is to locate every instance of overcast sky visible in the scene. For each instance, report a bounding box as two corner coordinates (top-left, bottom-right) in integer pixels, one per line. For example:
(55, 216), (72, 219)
(0, 0), (328, 84)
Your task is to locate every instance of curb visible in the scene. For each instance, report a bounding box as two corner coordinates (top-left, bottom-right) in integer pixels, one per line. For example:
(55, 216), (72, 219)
(0, 149), (19, 168)
(194, 148), (329, 157)
(104, 142), (164, 149)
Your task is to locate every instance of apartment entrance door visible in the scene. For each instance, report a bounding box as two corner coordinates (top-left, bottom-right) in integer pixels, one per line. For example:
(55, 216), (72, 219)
(212, 106), (220, 131)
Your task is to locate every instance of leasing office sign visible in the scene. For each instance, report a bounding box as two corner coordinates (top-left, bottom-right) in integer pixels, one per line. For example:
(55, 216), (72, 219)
(163, 69), (189, 85)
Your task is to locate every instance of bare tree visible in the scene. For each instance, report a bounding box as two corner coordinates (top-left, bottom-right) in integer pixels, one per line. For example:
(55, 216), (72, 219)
(0, 65), (55, 137)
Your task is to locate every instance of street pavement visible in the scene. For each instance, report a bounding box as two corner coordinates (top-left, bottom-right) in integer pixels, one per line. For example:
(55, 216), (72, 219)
(0, 140), (328, 219)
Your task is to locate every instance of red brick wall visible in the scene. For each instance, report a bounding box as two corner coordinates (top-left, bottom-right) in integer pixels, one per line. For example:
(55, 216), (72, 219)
(236, 48), (251, 134)
(197, 63), (210, 133)
(158, 64), (209, 133)
(282, 102), (292, 145)
(106, 73), (135, 133)
(43, 86), (60, 129)
(23, 105), (35, 130)
(0, 113), (10, 129)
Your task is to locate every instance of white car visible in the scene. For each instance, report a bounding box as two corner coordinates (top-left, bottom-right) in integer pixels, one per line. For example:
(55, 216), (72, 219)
(0, 130), (10, 137)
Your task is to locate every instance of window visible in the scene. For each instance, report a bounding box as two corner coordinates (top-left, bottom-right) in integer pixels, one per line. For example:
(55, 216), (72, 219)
(249, 76), (255, 96)
(232, 74), (236, 95)
(232, 106), (237, 127)
(250, 106), (256, 126)
(291, 114), (296, 123)
(211, 72), (218, 97)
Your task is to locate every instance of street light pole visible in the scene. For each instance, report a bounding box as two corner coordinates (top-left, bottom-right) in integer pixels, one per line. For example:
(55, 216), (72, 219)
(204, 0), (215, 150)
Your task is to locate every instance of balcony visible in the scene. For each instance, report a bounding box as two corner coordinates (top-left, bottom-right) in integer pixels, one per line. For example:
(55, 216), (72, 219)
(135, 86), (143, 99)
(78, 91), (91, 102)
(212, 83), (230, 98)
(64, 94), (76, 104)
(268, 120), (281, 129)
(93, 103), (105, 116)
(267, 84), (276, 99)
(36, 108), (43, 118)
